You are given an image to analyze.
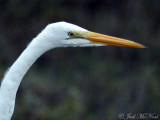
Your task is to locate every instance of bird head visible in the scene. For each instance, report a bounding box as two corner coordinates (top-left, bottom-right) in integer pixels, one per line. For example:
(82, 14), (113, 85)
(39, 21), (146, 48)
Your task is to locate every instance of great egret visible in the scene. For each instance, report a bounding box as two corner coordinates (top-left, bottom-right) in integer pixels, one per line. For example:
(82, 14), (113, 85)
(0, 21), (145, 120)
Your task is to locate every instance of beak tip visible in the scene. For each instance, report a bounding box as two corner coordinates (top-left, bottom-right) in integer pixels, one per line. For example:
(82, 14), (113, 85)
(140, 44), (148, 48)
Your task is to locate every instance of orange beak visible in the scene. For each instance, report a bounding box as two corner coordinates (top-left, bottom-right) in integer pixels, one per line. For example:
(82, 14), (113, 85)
(86, 31), (146, 48)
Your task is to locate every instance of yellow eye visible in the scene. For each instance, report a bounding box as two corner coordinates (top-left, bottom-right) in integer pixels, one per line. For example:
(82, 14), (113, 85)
(68, 32), (74, 37)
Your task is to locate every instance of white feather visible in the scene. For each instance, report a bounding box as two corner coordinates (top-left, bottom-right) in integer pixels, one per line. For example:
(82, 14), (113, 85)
(0, 21), (107, 120)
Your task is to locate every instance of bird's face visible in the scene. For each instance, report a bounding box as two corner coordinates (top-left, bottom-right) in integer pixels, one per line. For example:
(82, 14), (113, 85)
(44, 22), (145, 48)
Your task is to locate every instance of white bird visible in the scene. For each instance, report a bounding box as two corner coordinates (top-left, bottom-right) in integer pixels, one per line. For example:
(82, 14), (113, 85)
(0, 21), (145, 120)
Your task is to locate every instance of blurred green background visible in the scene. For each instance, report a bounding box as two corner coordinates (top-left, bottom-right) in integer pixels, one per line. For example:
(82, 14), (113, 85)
(0, 0), (159, 120)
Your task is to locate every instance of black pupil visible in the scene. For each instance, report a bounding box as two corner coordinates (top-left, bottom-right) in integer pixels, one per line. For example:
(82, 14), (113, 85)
(69, 32), (74, 36)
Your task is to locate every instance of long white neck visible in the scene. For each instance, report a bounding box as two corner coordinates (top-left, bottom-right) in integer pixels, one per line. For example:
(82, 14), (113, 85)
(0, 34), (54, 120)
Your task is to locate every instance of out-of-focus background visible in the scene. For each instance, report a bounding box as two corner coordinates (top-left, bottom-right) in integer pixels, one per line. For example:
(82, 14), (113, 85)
(0, 0), (159, 120)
